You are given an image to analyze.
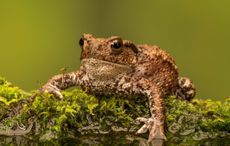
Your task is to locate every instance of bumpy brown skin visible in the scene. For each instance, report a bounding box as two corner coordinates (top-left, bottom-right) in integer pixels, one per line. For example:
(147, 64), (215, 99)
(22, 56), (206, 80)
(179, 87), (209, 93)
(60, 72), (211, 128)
(41, 34), (195, 142)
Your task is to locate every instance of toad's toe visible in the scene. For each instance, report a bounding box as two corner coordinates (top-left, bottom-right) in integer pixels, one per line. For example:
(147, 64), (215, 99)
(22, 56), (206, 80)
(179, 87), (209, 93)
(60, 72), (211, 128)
(136, 117), (166, 142)
(41, 84), (63, 99)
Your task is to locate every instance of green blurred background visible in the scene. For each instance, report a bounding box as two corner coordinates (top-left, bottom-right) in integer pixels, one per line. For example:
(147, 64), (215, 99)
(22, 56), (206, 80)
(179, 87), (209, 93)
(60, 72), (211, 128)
(0, 0), (229, 100)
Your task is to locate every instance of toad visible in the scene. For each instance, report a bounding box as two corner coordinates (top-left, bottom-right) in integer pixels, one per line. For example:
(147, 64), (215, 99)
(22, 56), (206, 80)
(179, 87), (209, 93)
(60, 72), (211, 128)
(41, 34), (195, 141)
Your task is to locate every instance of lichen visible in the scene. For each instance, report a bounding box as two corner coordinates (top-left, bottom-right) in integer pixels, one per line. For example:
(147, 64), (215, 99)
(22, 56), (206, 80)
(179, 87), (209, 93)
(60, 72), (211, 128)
(0, 76), (229, 145)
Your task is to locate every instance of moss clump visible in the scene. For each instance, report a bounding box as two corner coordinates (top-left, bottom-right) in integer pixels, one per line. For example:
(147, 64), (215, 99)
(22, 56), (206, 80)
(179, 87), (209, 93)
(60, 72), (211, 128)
(165, 96), (230, 143)
(0, 76), (229, 144)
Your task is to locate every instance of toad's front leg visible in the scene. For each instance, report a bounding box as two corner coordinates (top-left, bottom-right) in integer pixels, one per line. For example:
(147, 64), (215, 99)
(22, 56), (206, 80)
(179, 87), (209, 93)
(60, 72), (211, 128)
(118, 77), (166, 142)
(136, 86), (166, 141)
(41, 70), (85, 98)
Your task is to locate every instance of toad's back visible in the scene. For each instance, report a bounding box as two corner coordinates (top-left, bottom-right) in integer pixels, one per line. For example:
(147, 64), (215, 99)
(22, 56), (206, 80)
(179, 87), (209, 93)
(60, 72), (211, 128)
(134, 44), (179, 94)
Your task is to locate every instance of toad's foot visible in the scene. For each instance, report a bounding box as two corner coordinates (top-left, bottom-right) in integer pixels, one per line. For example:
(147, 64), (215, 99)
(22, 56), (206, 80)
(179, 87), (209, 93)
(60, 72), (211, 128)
(41, 83), (63, 99)
(136, 117), (166, 142)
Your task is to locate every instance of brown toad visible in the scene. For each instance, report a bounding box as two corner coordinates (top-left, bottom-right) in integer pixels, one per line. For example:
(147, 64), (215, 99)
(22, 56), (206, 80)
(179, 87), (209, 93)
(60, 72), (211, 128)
(41, 34), (196, 142)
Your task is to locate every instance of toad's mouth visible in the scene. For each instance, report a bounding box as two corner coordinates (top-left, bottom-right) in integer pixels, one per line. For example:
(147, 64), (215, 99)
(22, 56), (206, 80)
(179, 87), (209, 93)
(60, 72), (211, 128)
(81, 58), (131, 67)
(80, 58), (132, 80)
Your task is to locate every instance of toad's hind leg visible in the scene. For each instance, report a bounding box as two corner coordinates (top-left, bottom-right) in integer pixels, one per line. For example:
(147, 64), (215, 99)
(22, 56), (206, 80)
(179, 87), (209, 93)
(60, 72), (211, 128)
(136, 86), (166, 141)
(176, 77), (196, 101)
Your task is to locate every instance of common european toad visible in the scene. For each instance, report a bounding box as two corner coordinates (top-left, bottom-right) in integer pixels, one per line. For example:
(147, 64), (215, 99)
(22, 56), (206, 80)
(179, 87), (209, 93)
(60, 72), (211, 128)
(41, 34), (195, 142)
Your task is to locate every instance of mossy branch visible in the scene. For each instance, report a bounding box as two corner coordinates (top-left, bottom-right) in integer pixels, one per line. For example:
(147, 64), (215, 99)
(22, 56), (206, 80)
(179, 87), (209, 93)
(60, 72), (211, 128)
(0, 76), (229, 143)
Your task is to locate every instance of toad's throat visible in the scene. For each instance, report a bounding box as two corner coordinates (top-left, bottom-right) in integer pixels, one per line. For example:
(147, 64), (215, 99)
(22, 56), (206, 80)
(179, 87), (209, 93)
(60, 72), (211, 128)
(81, 58), (132, 81)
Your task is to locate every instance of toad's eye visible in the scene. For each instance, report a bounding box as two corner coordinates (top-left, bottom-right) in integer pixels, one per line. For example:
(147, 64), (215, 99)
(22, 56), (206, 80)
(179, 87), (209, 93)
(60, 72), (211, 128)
(111, 40), (122, 49)
(79, 38), (84, 47)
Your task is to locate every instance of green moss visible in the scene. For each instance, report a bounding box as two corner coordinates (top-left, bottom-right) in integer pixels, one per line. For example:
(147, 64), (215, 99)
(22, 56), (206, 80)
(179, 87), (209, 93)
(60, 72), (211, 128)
(165, 96), (230, 142)
(0, 76), (229, 144)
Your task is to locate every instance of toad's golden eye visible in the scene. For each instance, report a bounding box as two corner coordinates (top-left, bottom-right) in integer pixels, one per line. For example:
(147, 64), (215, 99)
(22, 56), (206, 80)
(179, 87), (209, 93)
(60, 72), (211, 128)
(111, 40), (122, 49)
(79, 38), (84, 47)
(111, 39), (123, 54)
